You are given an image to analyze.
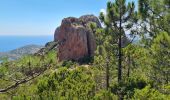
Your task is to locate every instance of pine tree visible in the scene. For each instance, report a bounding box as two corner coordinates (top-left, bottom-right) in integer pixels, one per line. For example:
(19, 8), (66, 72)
(138, 0), (170, 38)
(99, 0), (138, 84)
(94, 28), (115, 90)
(150, 32), (170, 88)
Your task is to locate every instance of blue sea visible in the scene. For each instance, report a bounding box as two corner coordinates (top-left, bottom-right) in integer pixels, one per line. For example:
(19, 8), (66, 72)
(0, 36), (53, 52)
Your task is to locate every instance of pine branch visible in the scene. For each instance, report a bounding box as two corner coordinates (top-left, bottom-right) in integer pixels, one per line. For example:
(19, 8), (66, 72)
(122, 36), (136, 48)
(123, 8), (133, 23)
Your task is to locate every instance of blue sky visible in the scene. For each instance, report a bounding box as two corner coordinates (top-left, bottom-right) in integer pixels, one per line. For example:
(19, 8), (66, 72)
(0, 0), (138, 36)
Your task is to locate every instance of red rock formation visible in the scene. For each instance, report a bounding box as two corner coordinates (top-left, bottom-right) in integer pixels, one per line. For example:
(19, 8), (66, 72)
(54, 15), (101, 61)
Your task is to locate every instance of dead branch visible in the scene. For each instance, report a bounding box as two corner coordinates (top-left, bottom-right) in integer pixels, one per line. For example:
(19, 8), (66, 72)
(0, 63), (50, 93)
(0, 72), (41, 93)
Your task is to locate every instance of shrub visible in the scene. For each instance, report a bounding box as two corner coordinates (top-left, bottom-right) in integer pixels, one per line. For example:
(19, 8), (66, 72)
(111, 77), (147, 99)
(132, 86), (170, 100)
(94, 90), (117, 100)
(62, 60), (75, 68)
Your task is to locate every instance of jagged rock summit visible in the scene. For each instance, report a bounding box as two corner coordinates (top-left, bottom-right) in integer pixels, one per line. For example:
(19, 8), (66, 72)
(54, 15), (101, 61)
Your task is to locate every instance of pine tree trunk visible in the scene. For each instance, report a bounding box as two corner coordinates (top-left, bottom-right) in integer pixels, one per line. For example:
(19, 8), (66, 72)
(118, 34), (122, 83)
(118, 24), (123, 100)
(118, 1), (123, 100)
(127, 55), (131, 77)
(118, 11), (122, 84)
(106, 58), (109, 90)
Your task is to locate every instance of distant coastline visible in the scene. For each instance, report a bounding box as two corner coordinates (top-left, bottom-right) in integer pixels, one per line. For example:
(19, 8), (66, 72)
(0, 35), (53, 52)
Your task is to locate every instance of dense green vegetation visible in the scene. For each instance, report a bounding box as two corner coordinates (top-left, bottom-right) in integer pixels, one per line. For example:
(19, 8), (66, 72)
(0, 0), (170, 99)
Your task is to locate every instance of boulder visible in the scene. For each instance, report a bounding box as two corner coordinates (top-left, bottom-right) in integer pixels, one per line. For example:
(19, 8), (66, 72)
(54, 15), (101, 61)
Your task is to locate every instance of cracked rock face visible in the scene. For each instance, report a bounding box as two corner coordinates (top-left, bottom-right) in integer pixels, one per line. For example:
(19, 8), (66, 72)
(54, 15), (101, 61)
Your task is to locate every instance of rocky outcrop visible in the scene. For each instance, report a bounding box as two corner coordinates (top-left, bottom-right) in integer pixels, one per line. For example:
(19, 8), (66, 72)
(54, 15), (101, 61)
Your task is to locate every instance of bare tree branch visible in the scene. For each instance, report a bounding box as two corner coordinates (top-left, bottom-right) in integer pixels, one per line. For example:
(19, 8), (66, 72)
(0, 63), (51, 93)
(0, 72), (41, 93)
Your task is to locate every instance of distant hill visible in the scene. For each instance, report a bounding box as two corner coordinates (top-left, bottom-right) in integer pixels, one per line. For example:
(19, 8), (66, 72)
(0, 45), (43, 60)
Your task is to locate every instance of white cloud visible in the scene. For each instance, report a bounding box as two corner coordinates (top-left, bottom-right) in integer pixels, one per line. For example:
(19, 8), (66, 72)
(100, 8), (106, 15)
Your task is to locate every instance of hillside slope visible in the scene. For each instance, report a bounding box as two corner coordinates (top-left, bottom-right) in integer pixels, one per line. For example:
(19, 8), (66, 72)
(0, 45), (43, 60)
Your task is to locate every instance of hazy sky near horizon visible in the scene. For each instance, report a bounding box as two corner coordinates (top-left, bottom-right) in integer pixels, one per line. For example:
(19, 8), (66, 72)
(0, 0), (138, 36)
